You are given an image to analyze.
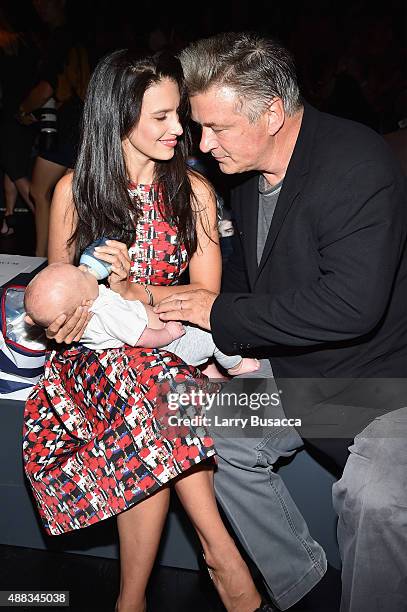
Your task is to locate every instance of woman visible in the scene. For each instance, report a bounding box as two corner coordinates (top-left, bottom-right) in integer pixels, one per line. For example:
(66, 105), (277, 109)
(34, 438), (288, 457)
(29, 43), (91, 256)
(23, 50), (268, 612)
(0, 9), (38, 235)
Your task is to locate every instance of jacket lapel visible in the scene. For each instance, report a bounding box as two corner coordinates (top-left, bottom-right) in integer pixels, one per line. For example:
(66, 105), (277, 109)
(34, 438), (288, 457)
(237, 174), (260, 289)
(255, 103), (318, 284)
(255, 175), (302, 282)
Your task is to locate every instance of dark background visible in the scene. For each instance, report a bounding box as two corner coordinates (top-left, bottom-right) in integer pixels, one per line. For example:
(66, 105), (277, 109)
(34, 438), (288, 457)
(4, 0), (407, 134)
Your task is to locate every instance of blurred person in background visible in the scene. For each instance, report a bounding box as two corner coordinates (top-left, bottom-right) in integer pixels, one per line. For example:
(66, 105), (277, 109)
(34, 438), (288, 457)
(15, 0), (90, 257)
(0, 7), (38, 235)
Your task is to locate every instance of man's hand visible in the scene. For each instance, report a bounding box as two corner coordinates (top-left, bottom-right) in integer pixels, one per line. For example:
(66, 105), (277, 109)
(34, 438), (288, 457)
(154, 289), (218, 331)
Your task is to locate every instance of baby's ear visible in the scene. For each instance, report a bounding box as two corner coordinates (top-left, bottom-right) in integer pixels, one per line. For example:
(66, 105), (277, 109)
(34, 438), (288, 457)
(24, 314), (35, 326)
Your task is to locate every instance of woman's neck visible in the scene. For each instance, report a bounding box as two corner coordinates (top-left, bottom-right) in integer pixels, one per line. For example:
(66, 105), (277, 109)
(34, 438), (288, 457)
(122, 141), (156, 185)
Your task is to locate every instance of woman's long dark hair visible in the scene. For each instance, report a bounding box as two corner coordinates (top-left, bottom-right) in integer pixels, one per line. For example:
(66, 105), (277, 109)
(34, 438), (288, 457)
(70, 49), (198, 262)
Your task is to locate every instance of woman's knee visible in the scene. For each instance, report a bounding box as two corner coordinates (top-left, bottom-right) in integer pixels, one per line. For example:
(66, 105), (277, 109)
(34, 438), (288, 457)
(30, 177), (51, 205)
(4, 174), (17, 198)
(30, 157), (66, 204)
(30, 182), (44, 206)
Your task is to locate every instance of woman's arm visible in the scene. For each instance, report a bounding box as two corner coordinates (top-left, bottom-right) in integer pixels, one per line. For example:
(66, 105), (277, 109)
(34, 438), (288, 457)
(119, 173), (222, 304)
(43, 173), (92, 342)
(18, 81), (53, 118)
(187, 172), (222, 293)
(48, 172), (76, 263)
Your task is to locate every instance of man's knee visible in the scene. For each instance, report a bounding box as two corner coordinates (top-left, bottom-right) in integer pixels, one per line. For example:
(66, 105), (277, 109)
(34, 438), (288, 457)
(336, 477), (395, 528)
(213, 436), (261, 470)
(333, 438), (406, 531)
(214, 430), (301, 472)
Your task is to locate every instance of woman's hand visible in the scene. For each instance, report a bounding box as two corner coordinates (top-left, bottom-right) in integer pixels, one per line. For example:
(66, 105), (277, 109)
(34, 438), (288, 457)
(16, 110), (37, 126)
(93, 239), (131, 295)
(25, 299), (93, 344)
(47, 299), (93, 343)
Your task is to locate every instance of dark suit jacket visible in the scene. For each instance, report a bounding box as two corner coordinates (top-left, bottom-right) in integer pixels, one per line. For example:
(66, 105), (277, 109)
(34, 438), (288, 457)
(211, 104), (407, 451)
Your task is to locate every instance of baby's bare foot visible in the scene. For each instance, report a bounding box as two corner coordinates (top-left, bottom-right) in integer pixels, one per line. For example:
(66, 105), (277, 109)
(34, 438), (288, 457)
(227, 358), (260, 376)
(201, 362), (227, 379)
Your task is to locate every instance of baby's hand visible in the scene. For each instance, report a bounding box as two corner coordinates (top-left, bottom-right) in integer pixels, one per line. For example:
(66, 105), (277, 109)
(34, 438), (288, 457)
(145, 304), (165, 330)
(164, 321), (186, 341)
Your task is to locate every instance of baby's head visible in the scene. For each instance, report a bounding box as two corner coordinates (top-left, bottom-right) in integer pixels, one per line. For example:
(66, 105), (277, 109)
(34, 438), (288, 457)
(24, 262), (99, 327)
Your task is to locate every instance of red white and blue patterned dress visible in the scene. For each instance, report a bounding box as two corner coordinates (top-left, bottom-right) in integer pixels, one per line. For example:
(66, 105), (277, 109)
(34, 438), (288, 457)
(23, 184), (216, 536)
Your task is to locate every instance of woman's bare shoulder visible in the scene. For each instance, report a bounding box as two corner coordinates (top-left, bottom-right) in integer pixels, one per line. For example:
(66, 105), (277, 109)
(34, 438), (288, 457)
(52, 171), (75, 216)
(54, 170), (74, 198)
(188, 169), (216, 208)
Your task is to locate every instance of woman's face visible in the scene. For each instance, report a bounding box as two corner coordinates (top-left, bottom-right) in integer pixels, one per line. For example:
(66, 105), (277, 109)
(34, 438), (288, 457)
(122, 77), (183, 165)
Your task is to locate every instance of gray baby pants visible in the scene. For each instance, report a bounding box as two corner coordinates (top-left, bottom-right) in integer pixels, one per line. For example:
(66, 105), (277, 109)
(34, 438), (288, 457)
(166, 324), (241, 370)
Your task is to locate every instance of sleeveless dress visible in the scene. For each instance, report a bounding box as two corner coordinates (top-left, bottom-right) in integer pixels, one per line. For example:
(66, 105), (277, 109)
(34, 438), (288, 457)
(23, 184), (216, 536)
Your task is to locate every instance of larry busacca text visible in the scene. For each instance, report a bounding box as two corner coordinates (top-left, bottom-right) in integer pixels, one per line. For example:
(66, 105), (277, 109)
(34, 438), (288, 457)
(166, 389), (302, 429)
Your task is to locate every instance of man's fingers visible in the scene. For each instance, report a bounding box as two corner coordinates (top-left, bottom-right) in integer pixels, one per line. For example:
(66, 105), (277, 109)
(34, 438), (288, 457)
(156, 295), (179, 305)
(154, 289), (214, 330)
(158, 308), (187, 321)
(154, 296), (190, 313)
(156, 292), (192, 307)
(156, 302), (187, 315)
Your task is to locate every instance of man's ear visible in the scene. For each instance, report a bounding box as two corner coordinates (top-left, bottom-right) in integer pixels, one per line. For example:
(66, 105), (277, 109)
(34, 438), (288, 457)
(24, 314), (35, 326)
(266, 98), (285, 136)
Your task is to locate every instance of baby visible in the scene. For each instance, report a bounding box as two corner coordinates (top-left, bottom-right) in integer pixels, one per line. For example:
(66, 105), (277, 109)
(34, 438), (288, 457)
(24, 263), (259, 376)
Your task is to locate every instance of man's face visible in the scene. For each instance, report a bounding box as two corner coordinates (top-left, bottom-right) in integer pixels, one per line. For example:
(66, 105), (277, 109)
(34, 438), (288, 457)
(190, 85), (270, 174)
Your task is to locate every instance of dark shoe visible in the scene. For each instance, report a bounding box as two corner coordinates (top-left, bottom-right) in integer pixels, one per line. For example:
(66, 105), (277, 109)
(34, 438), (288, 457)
(0, 213), (16, 236)
(253, 601), (279, 611)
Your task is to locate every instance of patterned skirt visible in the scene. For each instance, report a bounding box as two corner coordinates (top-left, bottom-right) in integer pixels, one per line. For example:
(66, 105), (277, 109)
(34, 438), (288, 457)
(23, 345), (216, 535)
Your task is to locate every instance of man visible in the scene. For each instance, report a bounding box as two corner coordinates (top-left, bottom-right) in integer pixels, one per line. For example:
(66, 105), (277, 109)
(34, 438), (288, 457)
(155, 33), (407, 612)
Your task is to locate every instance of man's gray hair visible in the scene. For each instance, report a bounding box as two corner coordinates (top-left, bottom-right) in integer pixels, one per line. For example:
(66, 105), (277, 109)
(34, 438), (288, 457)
(179, 32), (302, 121)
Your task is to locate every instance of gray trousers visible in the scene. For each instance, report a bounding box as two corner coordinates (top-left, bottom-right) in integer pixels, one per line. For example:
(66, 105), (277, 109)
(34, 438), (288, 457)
(333, 405), (407, 612)
(210, 361), (407, 611)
